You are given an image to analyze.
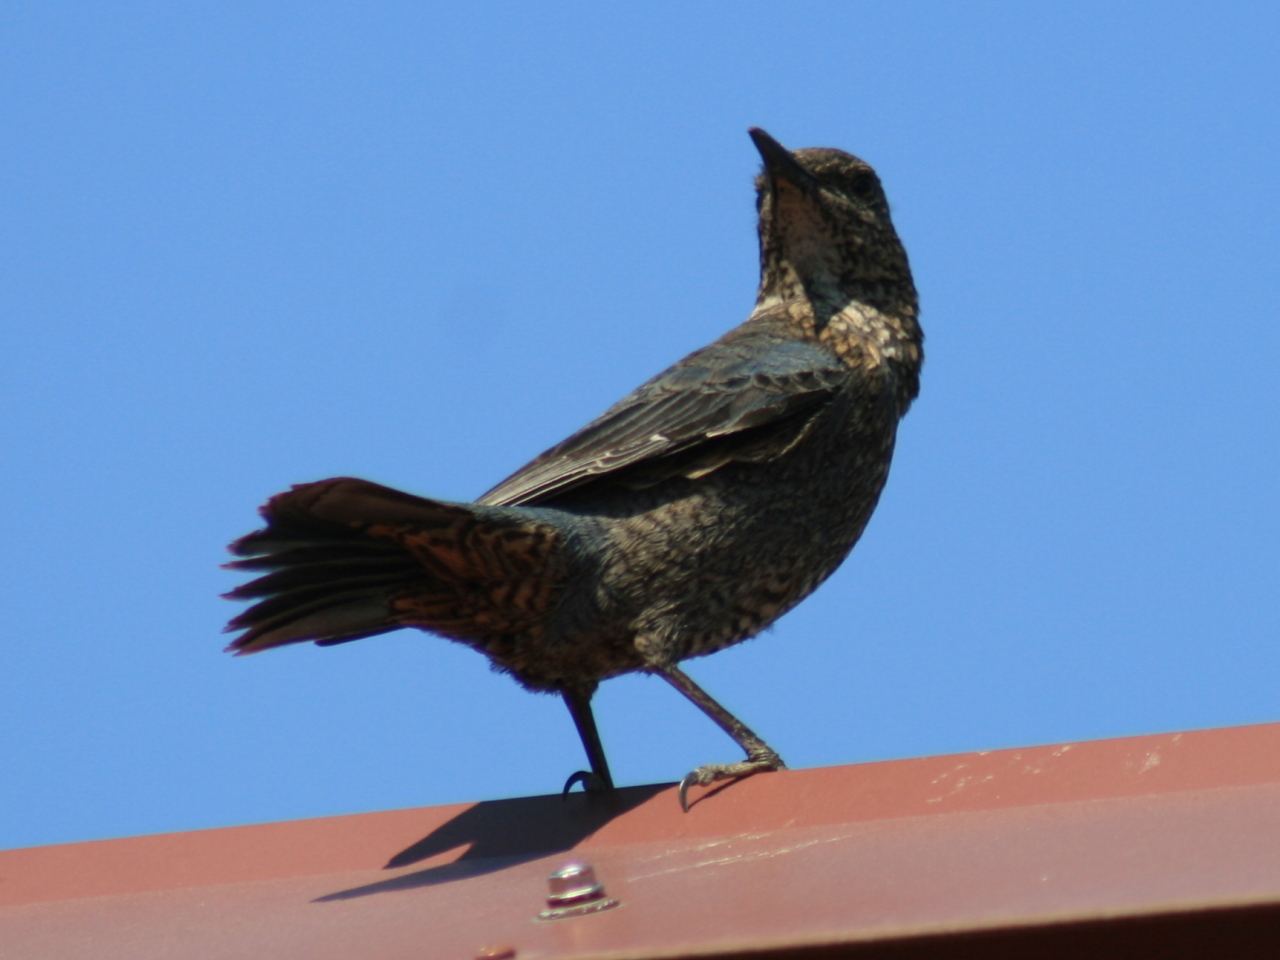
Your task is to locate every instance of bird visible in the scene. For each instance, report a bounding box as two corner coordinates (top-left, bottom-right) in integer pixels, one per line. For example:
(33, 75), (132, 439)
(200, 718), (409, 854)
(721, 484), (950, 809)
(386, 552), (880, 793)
(223, 128), (922, 810)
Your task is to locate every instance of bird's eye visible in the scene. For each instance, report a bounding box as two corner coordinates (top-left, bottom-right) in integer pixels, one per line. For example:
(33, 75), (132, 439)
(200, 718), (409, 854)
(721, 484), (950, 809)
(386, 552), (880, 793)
(849, 174), (877, 201)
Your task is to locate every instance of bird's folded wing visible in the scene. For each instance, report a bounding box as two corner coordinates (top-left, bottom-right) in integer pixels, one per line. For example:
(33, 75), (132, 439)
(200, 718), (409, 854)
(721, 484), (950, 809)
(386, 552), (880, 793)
(478, 334), (847, 507)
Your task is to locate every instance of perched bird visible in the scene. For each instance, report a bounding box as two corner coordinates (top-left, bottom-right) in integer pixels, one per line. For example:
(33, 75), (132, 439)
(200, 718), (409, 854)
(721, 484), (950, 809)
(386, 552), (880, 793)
(224, 129), (922, 809)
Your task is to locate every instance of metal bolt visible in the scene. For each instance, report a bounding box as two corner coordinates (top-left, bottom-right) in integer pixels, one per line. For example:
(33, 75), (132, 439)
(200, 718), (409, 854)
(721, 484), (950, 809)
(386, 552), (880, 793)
(546, 861), (604, 905)
(536, 861), (620, 921)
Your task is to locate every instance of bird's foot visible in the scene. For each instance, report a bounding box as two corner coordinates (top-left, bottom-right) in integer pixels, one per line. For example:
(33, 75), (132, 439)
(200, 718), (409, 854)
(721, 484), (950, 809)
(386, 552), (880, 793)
(677, 750), (785, 811)
(563, 770), (612, 797)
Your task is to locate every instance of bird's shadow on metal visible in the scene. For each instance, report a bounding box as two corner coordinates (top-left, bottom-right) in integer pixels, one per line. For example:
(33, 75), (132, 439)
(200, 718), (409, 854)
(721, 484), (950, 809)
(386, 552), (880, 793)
(313, 783), (671, 902)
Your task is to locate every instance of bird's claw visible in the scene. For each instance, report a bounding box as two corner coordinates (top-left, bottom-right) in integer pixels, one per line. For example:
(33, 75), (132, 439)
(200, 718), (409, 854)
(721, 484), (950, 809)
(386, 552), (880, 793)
(677, 752), (785, 811)
(562, 770), (611, 797)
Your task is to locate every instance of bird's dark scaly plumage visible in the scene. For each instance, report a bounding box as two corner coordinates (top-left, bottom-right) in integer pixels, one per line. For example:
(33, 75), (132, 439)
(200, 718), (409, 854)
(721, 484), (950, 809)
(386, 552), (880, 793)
(223, 129), (922, 808)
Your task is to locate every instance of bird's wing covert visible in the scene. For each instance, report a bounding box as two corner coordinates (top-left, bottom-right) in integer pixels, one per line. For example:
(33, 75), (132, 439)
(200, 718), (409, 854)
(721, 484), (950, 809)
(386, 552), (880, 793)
(478, 334), (846, 506)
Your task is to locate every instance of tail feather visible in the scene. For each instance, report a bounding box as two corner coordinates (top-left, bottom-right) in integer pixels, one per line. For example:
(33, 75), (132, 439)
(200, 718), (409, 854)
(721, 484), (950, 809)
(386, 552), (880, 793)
(235, 598), (398, 652)
(224, 557), (419, 599)
(226, 579), (396, 633)
(224, 477), (569, 656)
(226, 540), (402, 570)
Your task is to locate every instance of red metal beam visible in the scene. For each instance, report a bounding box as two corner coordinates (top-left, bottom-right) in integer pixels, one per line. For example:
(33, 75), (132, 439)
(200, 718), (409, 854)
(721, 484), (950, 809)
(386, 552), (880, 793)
(5, 722), (1280, 958)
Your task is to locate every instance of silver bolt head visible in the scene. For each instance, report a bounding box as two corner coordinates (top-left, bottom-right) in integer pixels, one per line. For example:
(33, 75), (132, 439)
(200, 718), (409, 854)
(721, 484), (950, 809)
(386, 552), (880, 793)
(546, 861), (604, 905)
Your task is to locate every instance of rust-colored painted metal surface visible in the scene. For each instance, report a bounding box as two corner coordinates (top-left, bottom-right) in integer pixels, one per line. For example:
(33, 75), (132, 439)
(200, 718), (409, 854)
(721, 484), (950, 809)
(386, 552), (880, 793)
(5, 722), (1280, 959)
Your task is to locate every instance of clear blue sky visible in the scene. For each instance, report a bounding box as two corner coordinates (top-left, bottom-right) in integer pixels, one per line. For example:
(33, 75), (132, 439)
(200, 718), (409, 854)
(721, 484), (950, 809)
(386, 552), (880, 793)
(3, 2), (1278, 850)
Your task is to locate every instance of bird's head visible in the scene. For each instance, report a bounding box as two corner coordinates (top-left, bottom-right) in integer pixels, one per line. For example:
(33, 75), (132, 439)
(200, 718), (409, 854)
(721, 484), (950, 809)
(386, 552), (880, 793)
(750, 128), (914, 320)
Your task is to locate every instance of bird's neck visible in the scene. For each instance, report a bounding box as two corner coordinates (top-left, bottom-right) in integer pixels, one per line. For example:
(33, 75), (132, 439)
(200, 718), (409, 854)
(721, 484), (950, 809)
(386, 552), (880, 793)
(756, 263), (923, 412)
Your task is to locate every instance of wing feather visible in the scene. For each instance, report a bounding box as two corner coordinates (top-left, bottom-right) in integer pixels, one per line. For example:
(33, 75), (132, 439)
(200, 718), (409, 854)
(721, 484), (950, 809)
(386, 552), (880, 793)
(479, 329), (847, 506)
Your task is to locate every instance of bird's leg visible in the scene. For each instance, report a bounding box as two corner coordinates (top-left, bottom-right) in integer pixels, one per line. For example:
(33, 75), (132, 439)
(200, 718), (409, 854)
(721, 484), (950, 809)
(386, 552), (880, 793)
(654, 664), (786, 810)
(561, 685), (616, 795)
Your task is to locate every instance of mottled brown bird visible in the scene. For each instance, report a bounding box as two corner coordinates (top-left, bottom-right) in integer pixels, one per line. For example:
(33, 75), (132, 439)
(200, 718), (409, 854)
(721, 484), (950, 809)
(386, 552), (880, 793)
(224, 129), (922, 809)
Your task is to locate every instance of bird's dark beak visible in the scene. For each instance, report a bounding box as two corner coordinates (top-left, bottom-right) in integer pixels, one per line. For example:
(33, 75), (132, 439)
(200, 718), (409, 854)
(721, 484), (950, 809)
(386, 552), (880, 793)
(749, 128), (813, 189)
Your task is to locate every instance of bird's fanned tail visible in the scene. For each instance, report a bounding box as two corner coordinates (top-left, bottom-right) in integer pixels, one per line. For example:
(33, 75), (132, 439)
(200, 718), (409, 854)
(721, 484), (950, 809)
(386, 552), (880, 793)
(223, 477), (568, 655)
